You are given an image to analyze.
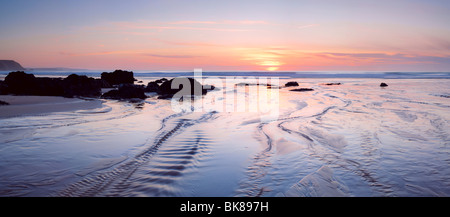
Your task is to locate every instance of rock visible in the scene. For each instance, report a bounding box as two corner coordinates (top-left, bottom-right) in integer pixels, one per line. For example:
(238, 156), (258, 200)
(101, 84), (147, 100)
(290, 88), (314, 92)
(137, 81), (143, 83)
(285, 81), (299, 87)
(157, 78), (208, 98)
(0, 60), (25, 71)
(145, 81), (160, 92)
(324, 83), (341, 86)
(0, 100), (9, 106)
(3, 72), (101, 97)
(63, 74), (101, 97)
(97, 79), (112, 88)
(0, 81), (8, 95)
(4, 71), (38, 95)
(101, 70), (135, 85)
(35, 77), (65, 96)
(380, 82), (388, 87)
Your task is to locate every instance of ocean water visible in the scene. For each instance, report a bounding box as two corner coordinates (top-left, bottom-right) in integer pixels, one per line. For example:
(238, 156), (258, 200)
(0, 73), (449, 197)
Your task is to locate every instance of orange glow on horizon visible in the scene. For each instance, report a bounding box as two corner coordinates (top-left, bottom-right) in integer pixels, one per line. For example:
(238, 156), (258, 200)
(266, 67), (279, 71)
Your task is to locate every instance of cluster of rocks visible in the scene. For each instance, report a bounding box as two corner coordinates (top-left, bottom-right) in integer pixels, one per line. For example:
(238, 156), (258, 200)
(1, 71), (102, 98)
(0, 70), (215, 101)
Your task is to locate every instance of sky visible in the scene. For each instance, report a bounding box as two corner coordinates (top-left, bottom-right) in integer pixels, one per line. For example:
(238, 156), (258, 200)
(1, 0), (450, 72)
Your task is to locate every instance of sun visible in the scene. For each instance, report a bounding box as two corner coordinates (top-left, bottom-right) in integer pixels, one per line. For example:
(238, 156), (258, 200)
(266, 67), (279, 71)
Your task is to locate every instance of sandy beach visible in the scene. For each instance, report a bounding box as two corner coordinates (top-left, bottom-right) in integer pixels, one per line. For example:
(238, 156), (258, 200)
(0, 95), (103, 118)
(0, 77), (448, 197)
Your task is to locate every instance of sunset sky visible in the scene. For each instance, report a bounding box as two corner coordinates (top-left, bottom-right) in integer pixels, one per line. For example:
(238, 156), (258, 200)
(1, 0), (450, 71)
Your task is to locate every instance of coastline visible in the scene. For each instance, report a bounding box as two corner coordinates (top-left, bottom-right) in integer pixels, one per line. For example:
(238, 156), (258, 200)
(0, 95), (103, 118)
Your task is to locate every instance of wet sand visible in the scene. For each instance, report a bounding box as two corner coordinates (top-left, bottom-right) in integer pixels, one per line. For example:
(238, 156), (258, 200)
(0, 95), (103, 118)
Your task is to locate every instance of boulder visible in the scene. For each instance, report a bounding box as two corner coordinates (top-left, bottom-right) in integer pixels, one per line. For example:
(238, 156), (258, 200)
(4, 71), (38, 95)
(97, 79), (112, 88)
(101, 84), (147, 100)
(324, 83), (341, 86)
(157, 77), (209, 99)
(380, 82), (388, 87)
(145, 81), (160, 92)
(101, 70), (135, 85)
(0, 81), (8, 95)
(285, 81), (299, 87)
(290, 88), (314, 92)
(63, 74), (101, 97)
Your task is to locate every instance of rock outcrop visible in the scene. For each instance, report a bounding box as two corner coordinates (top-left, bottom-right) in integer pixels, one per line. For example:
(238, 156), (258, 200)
(145, 81), (160, 92)
(101, 70), (135, 86)
(157, 78), (214, 99)
(101, 84), (147, 100)
(285, 81), (299, 87)
(290, 88), (314, 92)
(380, 82), (388, 87)
(3, 71), (101, 97)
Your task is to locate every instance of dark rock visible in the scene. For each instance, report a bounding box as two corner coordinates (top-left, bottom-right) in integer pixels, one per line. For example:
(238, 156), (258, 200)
(101, 70), (135, 86)
(137, 81), (143, 83)
(324, 83), (341, 86)
(4, 71), (38, 95)
(0, 81), (8, 95)
(0, 100), (9, 106)
(3, 71), (101, 97)
(380, 82), (388, 87)
(97, 79), (112, 88)
(101, 84), (147, 100)
(35, 77), (65, 96)
(63, 74), (101, 97)
(157, 78), (210, 99)
(290, 88), (314, 92)
(0, 60), (25, 71)
(285, 81), (299, 87)
(154, 78), (169, 84)
(145, 81), (160, 92)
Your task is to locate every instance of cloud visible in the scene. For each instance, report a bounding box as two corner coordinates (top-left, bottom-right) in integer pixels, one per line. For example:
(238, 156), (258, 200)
(169, 20), (269, 25)
(113, 22), (252, 32)
(317, 52), (450, 65)
(149, 38), (223, 47)
(142, 53), (203, 58)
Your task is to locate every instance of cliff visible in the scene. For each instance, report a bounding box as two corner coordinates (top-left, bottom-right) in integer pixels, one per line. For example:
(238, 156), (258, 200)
(0, 60), (25, 71)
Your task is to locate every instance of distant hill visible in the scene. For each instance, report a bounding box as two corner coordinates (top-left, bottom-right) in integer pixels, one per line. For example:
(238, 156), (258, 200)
(0, 60), (25, 71)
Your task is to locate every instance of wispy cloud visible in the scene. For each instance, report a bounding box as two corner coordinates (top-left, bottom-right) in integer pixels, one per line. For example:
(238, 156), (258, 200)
(142, 53), (203, 59)
(113, 22), (252, 32)
(168, 20), (269, 25)
(315, 52), (450, 65)
(149, 38), (223, 47)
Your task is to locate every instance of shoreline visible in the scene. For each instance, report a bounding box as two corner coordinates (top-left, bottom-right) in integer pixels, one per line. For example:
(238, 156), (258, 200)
(0, 95), (103, 118)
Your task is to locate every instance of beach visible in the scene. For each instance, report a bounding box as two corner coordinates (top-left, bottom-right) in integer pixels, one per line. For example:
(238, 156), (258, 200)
(0, 76), (448, 197)
(0, 95), (103, 118)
